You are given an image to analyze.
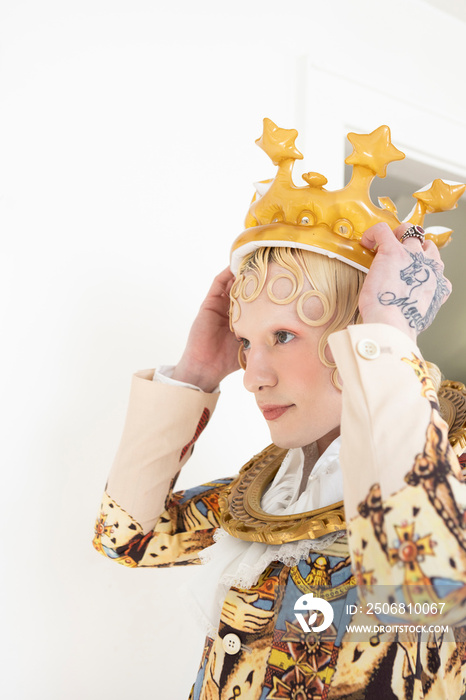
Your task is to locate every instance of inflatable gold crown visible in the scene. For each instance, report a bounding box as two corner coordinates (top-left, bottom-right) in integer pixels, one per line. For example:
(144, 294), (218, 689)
(230, 118), (466, 273)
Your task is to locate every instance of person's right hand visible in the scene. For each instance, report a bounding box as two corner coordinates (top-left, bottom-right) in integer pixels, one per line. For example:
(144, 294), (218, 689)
(171, 267), (240, 393)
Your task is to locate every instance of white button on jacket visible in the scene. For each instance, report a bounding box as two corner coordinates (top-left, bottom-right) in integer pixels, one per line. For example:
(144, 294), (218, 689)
(356, 338), (380, 360)
(222, 633), (242, 655)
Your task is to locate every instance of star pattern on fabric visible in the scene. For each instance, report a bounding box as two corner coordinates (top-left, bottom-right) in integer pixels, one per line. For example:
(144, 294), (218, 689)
(345, 125), (405, 177)
(267, 663), (324, 699)
(256, 117), (304, 165)
(281, 616), (336, 671)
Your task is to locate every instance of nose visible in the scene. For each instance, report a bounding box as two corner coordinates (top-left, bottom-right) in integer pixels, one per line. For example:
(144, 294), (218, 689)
(243, 348), (278, 393)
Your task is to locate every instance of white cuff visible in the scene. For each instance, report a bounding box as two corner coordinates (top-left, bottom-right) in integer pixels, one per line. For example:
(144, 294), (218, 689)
(153, 365), (220, 393)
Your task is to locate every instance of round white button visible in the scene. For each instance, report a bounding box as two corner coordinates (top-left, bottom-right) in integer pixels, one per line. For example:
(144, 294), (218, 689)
(222, 633), (242, 655)
(357, 339), (380, 360)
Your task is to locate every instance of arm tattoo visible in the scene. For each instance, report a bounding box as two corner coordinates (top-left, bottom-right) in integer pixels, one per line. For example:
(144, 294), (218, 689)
(377, 251), (448, 332)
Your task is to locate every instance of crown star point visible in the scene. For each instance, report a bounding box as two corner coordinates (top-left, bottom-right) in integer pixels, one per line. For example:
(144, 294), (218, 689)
(345, 125), (405, 178)
(413, 179), (466, 213)
(256, 117), (303, 166)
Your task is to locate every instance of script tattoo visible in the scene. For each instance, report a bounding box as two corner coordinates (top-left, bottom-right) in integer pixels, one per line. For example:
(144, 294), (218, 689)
(377, 251), (448, 332)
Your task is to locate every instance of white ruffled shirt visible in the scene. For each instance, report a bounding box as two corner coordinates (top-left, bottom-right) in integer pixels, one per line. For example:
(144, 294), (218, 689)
(184, 437), (344, 634)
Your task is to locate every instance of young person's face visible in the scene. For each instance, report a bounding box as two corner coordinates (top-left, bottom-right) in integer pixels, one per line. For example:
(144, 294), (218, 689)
(232, 262), (342, 452)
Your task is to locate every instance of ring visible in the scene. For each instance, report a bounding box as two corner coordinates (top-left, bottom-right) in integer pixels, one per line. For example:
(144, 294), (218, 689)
(400, 225), (425, 244)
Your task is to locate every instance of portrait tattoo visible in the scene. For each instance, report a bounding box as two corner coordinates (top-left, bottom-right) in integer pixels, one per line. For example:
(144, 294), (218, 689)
(377, 251), (448, 332)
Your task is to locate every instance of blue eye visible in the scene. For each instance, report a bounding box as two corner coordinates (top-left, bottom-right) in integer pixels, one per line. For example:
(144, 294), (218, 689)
(275, 331), (295, 344)
(240, 338), (251, 350)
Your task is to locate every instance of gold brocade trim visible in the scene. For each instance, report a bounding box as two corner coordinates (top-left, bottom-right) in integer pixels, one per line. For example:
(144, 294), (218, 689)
(218, 444), (346, 544)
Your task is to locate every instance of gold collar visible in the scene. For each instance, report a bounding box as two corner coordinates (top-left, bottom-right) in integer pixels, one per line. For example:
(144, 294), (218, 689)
(218, 444), (346, 544)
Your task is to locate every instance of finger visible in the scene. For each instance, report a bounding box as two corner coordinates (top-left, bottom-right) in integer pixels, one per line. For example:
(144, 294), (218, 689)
(392, 222), (413, 241)
(209, 267), (235, 297)
(360, 222), (399, 252)
(395, 223), (426, 254)
(396, 226), (444, 265)
(224, 275), (235, 296)
(215, 266), (236, 286)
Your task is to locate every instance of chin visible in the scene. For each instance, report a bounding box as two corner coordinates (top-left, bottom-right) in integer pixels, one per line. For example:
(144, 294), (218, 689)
(268, 429), (306, 450)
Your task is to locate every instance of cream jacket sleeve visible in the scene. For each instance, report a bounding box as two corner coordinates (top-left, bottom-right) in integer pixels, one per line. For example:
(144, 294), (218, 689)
(329, 323), (466, 624)
(104, 369), (220, 533)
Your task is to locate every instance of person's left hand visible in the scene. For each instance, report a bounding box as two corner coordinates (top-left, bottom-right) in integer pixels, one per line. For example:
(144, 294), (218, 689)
(358, 222), (452, 341)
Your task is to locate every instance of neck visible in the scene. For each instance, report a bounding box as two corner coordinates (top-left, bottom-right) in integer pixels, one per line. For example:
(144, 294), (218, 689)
(316, 426), (340, 458)
(299, 443), (319, 496)
(298, 427), (341, 497)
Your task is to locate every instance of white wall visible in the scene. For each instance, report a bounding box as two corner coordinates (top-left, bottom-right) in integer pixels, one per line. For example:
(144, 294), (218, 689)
(1, 1), (465, 698)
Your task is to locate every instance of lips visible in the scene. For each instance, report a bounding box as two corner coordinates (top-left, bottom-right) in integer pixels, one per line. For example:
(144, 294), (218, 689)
(260, 404), (293, 421)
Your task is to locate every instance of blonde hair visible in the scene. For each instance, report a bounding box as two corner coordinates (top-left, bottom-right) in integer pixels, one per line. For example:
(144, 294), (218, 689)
(230, 247), (366, 389)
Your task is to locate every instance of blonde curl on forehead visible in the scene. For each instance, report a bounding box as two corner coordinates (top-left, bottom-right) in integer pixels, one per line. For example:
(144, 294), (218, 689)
(229, 247), (366, 390)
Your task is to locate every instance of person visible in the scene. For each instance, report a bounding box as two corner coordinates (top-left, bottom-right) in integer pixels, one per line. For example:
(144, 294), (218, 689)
(93, 119), (466, 699)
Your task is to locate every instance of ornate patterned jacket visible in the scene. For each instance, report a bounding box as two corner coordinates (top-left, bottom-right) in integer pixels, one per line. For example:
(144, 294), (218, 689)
(93, 324), (466, 699)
